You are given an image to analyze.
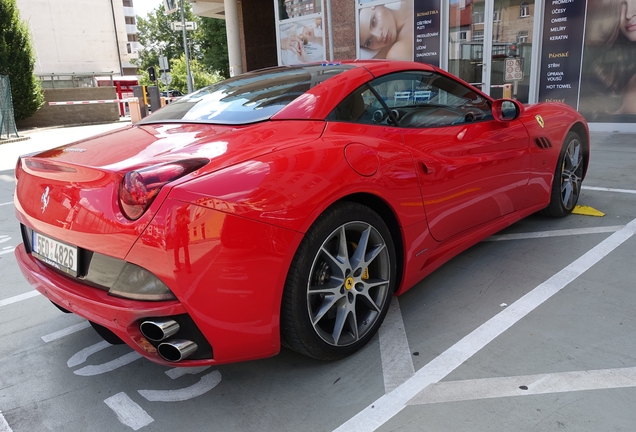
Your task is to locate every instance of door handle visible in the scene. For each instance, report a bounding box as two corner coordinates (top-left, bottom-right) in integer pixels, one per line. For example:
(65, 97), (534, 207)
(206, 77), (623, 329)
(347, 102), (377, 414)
(420, 161), (435, 175)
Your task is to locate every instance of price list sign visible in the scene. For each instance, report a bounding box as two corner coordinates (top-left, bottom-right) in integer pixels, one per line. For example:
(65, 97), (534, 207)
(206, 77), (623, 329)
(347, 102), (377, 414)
(538, 0), (587, 108)
(413, 0), (441, 66)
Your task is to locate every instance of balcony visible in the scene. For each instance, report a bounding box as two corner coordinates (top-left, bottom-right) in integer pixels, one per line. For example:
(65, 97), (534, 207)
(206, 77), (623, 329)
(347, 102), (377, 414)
(126, 24), (138, 34)
(123, 6), (136, 17)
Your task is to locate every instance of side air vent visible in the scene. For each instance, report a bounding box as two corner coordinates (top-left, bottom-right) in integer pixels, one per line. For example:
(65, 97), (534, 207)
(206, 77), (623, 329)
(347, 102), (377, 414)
(534, 137), (553, 149)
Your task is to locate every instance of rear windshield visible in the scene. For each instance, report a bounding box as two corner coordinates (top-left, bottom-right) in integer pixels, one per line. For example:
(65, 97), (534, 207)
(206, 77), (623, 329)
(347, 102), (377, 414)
(138, 64), (353, 125)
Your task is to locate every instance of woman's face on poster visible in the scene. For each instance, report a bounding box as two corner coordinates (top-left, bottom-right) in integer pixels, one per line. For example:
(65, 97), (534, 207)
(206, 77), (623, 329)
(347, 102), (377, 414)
(620, 0), (636, 41)
(359, 6), (398, 50)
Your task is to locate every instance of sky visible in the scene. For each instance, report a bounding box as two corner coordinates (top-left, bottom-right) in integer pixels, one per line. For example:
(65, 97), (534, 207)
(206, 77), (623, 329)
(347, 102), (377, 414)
(133, 0), (164, 18)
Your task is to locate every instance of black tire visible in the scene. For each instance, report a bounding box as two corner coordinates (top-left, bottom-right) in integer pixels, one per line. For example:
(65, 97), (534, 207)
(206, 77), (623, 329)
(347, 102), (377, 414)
(281, 202), (396, 360)
(542, 131), (586, 218)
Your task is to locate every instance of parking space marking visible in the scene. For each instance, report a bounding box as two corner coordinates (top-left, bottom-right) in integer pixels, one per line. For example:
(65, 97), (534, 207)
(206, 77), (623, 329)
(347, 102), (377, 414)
(166, 365), (210, 379)
(409, 367), (636, 405)
(583, 186), (636, 194)
(104, 392), (154, 431)
(42, 321), (91, 343)
(486, 225), (624, 242)
(0, 290), (39, 308)
(74, 351), (142, 376)
(138, 370), (222, 402)
(379, 299), (414, 393)
(0, 248), (15, 256)
(0, 201), (12, 206)
(0, 410), (13, 432)
(67, 340), (111, 368)
(334, 217), (636, 432)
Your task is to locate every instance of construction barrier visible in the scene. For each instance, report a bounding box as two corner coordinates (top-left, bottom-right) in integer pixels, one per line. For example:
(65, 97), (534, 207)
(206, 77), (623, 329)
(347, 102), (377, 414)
(48, 99), (135, 105)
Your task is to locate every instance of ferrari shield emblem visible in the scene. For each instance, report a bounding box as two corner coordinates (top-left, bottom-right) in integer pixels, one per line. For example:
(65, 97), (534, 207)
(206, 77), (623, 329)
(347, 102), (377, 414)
(535, 115), (545, 128)
(41, 186), (50, 213)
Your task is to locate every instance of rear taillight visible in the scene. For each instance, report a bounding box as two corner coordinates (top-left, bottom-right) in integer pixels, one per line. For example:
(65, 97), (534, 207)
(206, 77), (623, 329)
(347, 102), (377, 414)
(119, 159), (208, 220)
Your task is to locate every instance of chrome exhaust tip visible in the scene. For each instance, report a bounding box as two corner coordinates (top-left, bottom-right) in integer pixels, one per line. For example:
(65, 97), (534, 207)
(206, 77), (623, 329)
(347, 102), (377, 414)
(140, 319), (180, 342)
(158, 339), (198, 362)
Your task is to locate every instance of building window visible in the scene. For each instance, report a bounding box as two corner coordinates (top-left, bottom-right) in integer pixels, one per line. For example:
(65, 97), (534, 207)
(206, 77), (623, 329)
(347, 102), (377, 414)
(125, 16), (135, 25)
(493, 10), (500, 22)
(459, 31), (467, 41)
(517, 30), (528, 43)
(123, 0), (132, 6)
(127, 34), (138, 42)
(520, 2), (529, 17)
(473, 11), (484, 24)
(473, 30), (484, 41)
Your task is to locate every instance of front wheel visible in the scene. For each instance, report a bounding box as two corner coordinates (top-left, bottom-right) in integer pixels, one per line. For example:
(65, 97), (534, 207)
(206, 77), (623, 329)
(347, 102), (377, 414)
(281, 202), (396, 360)
(542, 131), (586, 217)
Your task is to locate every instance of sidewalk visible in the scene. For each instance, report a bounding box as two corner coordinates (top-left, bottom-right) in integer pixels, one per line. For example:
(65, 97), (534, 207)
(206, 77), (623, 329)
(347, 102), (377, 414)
(0, 119), (131, 172)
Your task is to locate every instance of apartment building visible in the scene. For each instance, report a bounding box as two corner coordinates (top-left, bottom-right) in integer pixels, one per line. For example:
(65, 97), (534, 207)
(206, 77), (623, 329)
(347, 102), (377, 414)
(15, 0), (140, 87)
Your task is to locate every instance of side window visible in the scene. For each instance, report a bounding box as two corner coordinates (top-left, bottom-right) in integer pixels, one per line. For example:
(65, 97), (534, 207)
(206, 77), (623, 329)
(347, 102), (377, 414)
(368, 71), (493, 128)
(327, 84), (391, 125)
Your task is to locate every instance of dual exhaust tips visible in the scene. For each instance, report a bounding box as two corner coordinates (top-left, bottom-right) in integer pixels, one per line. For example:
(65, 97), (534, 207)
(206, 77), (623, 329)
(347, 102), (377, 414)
(140, 318), (198, 362)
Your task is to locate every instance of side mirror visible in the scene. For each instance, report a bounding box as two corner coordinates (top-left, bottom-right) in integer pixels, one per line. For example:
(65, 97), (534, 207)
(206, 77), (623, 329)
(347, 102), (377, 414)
(492, 99), (524, 124)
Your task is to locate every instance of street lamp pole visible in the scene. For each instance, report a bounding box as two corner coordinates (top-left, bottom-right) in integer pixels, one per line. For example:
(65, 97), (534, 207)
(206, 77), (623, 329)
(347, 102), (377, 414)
(180, 0), (193, 93)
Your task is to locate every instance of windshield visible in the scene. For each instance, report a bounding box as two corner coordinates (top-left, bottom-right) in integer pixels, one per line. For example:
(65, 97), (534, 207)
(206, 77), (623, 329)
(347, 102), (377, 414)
(139, 64), (354, 125)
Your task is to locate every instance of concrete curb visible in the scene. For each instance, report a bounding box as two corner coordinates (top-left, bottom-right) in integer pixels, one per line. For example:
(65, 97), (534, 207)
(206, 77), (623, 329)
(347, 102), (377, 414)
(0, 136), (31, 145)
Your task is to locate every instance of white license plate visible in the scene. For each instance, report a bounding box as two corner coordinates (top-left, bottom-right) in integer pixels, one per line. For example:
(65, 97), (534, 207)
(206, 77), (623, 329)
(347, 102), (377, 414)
(32, 231), (78, 275)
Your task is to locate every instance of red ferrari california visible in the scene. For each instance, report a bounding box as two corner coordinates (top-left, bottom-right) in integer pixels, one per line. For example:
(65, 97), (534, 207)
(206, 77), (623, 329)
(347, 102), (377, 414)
(14, 61), (589, 366)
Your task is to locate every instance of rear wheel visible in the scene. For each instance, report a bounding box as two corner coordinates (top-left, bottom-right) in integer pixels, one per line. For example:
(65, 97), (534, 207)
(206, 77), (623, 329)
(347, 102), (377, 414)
(542, 131), (586, 217)
(281, 202), (396, 360)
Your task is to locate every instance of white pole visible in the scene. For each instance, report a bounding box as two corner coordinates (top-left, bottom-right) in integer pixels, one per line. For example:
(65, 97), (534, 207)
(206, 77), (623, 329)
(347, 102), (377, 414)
(180, 0), (194, 93)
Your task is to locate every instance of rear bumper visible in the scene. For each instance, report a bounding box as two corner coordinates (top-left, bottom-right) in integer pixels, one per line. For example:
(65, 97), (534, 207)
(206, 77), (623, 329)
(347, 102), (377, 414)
(15, 200), (304, 366)
(15, 244), (196, 366)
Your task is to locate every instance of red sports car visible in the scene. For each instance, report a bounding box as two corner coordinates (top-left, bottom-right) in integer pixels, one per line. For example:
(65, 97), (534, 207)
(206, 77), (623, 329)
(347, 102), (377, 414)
(14, 61), (589, 366)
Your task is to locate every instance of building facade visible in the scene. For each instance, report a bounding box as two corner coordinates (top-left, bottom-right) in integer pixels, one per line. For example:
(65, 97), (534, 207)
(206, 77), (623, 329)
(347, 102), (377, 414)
(195, 0), (635, 131)
(15, 0), (140, 87)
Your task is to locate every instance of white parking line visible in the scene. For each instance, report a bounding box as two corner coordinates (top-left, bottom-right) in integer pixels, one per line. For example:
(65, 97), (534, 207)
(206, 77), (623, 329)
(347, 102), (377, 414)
(486, 225), (624, 241)
(379, 299), (414, 393)
(409, 366), (636, 405)
(138, 370), (222, 402)
(334, 216), (636, 432)
(0, 291), (39, 308)
(0, 202), (12, 207)
(104, 392), (153, 431)
(67, 340), (111, 368)
(165, 366), (210, 379)
(0, 248), (15, 256)
(74, 351), (142, 376)
(583, 186), (636, 194)
(0, 410), (13, 432)
(42, 321), (91, 343)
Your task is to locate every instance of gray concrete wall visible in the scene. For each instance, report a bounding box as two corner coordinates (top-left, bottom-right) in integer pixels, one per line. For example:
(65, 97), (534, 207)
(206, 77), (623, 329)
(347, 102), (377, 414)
(17, 87), (119, 129)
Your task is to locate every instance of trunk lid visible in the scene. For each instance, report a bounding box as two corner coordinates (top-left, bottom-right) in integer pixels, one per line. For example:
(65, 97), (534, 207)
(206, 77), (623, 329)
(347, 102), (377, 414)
(15, 121), (325, 259)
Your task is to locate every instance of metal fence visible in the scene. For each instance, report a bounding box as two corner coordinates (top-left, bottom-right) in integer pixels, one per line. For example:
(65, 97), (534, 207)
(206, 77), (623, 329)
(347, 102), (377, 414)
(0, 75), (19, 139)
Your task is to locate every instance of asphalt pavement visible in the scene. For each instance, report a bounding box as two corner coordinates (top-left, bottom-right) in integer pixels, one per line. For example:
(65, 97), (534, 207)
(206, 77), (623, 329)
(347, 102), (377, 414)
(0, 124), (635, 432)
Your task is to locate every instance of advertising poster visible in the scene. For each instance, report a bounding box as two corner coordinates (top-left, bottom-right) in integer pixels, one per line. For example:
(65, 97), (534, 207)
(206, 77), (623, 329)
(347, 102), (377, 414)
(356, 0), (441, 64)
(537, 0), (587, 109)
(275, 0), (325, 65)
(278, 19), (326, 65)
(579, 0), (636, 122)
(413, 0), (441, 66)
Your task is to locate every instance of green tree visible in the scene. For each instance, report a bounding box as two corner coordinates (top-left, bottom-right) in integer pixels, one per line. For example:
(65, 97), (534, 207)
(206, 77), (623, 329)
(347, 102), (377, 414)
(199, 18), (229, 78)
(136, 4), (229, 80)
(0, 0), (44, 120)
(135, 3), (203, 74)
(168, 55), (222, 93)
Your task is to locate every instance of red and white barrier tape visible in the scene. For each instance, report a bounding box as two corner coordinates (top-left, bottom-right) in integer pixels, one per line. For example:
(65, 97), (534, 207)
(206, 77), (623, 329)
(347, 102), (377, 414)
(48, 98), (136, 105)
